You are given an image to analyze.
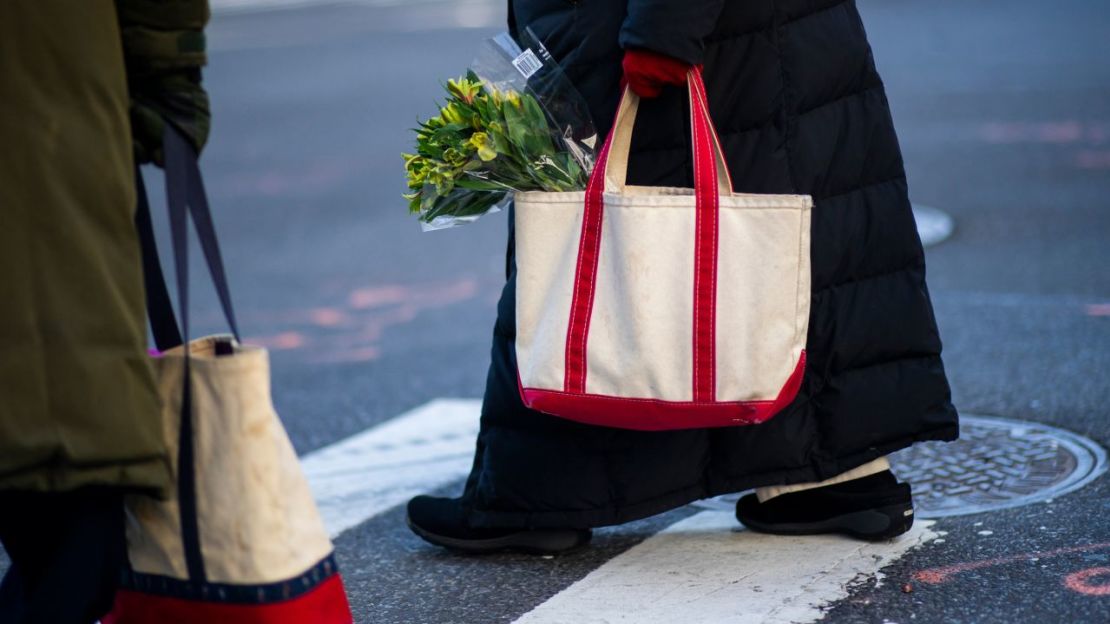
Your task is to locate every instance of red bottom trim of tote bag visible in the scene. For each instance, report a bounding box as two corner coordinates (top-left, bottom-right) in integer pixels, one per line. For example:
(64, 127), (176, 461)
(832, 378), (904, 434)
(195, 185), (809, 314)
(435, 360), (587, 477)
(104, 573), (352, 624)
(521, 351), (806, 431)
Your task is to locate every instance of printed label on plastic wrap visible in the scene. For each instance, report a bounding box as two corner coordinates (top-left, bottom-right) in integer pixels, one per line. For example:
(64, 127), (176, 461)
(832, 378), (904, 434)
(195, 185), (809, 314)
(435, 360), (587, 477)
(512, 49), (543, 79)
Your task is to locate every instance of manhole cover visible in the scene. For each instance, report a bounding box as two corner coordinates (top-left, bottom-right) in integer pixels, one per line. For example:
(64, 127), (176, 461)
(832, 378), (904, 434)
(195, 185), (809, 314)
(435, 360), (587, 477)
(695, 415), (1106, 518)
(891, 414), (1106, 517)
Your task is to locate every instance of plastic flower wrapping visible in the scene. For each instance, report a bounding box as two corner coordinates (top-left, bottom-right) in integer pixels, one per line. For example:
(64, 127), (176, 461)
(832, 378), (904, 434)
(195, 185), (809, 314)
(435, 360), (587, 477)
(404, 30), (596, 231)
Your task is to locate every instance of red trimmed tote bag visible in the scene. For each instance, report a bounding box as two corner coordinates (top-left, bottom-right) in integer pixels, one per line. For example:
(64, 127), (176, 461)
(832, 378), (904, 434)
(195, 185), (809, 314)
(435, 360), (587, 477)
(104, 129), (352, 623)
(514, 68), (813, 431)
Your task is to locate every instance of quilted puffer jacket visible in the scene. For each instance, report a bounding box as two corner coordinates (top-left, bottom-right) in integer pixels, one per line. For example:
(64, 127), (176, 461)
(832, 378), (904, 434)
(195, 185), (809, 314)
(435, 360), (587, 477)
(459, 0), (959, 528)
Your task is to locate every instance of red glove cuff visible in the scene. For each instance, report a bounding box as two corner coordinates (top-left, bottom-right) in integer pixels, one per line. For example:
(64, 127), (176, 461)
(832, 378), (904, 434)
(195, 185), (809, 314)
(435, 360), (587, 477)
(621, 48), (692, 99)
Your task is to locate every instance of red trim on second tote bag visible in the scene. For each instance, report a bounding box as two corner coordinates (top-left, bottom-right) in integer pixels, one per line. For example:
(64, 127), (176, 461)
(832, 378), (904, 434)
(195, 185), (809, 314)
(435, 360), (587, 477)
(564, 70), (723, 400)
(563, 103), (619, 394)
(104, 574), (352, 624)
(688, 72), (735, 195)
(522, 351), (807, 431)
(689, 69), (719, 403)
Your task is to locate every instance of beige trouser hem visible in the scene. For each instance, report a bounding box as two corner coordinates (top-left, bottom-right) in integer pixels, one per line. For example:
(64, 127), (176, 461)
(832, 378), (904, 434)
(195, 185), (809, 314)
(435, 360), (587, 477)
(755, 457), (891, 503)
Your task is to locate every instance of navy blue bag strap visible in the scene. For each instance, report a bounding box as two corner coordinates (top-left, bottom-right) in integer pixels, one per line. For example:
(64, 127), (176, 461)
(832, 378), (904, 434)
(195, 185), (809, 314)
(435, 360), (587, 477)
(134, 126), (242, 584)
(135, 165), (182, 351)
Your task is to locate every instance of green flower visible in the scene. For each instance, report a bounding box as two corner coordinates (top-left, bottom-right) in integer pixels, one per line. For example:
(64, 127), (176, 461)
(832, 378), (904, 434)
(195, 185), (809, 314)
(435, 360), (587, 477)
(440, 102), (465, 125)
(402, 73), (591, 226)
(468, 132), (497, 161)
(446, 77), (482, 104)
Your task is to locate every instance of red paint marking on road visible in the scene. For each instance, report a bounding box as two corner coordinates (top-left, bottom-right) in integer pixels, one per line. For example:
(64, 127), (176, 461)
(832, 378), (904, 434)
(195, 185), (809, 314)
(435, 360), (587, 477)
(312, 346), (382, 364)
(240, 278), (484, 362)
(250, 331), (308, 350)
(912, 542), (1110, 585)
(351, 279), (478, 308)
(1040, 122), (1084, 143)
(979, 122), (1027, 143)
(1076, 150), (1110, 169)
(310, 307), (348, 327)
(1065, 567), (1110, 597)
(1086, 304), (1110, 317)
(349, 285), (411, 309)
(352, 304), (420, 343)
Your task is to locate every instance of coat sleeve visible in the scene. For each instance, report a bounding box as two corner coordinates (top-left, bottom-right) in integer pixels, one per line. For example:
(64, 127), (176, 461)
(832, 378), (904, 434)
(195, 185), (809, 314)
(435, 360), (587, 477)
(115, 0), (211, 159)
(619, 0), (725, 65)
(115, 0), (210, 77)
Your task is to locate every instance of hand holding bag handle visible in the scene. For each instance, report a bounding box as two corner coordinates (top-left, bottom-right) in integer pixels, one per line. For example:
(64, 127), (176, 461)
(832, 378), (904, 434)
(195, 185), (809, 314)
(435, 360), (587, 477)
(565, 66), (732, 401)
(600, 67), (734, 196)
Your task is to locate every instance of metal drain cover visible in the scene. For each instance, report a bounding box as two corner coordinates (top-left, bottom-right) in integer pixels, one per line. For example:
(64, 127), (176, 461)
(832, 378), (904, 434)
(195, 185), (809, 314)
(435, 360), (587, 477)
(695, 415), (1106, 518)
(891, 414), (1105, 517)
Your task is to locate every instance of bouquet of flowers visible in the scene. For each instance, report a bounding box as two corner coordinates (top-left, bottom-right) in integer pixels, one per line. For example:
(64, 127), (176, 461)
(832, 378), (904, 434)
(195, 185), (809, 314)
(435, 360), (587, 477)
(403, 32), (596, 230)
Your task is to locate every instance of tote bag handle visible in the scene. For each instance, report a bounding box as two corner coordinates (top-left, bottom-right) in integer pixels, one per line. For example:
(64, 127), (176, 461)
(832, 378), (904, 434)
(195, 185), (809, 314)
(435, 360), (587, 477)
(134, 126), (242, 583)
(565, 67), (731, 400)
(596, 67), (735, 196)
(136, 128), (241, 352)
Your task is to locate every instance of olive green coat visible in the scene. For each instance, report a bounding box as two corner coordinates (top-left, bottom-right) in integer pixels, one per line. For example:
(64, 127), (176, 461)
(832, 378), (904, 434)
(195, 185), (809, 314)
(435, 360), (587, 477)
(0, 0), (205, 494)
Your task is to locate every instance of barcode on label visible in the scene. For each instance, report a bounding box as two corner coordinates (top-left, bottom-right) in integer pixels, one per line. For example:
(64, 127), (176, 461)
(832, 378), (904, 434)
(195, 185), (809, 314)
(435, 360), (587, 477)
(512, 49), (543, 79)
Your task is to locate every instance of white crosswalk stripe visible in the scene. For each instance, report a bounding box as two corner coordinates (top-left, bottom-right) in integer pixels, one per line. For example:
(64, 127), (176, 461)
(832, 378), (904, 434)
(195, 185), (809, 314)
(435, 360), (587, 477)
(302, 398), (480, 538)
(300, 399), (938, 622)
(516, 512), (937, 624)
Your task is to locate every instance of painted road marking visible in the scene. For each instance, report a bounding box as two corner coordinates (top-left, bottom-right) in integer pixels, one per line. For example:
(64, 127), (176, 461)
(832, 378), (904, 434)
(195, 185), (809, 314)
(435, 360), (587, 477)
(515, 511), (938, 624)
(1086, 303), (1110, 317)
(1064, 567), (1110, 597)
(913, 542), (1110, 584)
(246, 278), (482, 364)
(301, 398), (481, 537)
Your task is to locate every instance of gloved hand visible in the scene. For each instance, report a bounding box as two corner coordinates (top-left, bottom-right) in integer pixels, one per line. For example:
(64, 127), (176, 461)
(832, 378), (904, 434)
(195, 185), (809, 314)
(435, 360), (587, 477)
(621, 48), (692, 99)
(130, 68), (210, 165)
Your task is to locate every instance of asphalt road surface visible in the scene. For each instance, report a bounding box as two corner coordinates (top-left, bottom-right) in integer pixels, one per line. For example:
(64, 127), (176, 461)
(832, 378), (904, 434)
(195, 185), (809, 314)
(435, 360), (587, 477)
(4, 0), (1109, 622)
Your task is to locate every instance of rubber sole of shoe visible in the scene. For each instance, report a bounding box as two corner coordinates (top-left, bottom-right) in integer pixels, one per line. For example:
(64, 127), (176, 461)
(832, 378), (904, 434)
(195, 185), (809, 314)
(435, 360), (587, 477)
(405, 515), (592, 555)
(738, 503), (915, 541)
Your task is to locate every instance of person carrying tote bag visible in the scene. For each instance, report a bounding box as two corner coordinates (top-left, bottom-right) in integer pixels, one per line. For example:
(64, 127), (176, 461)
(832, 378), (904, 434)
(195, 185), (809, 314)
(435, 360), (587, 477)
(1, 2), (205, 622)
(406, 0), (958, 553)
(103, 128), (353, 623)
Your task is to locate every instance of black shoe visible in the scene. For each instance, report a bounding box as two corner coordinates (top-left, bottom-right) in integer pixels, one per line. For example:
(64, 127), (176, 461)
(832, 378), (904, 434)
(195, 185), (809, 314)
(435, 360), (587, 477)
(405, 496), (592, 554)
(735, 470), (914, 541)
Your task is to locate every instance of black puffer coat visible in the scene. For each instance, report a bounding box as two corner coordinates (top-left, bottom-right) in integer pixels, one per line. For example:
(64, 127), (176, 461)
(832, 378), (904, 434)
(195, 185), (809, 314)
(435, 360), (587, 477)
(461, 0), (958, 529)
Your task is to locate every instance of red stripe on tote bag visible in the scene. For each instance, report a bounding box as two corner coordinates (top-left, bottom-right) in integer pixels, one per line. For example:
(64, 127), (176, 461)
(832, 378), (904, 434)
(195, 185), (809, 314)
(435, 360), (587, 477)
(563, 131), (614, 394)
(520, 351), (807, 430)
(689, 68), (720, 402)
(564, 68), (723, 400)
(106, 574), (350, 624)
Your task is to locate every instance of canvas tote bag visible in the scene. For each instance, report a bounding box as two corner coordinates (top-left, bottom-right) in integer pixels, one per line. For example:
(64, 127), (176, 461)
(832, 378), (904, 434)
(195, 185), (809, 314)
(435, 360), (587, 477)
(514, 67), (813, 431)
(105, 128), (353, 623)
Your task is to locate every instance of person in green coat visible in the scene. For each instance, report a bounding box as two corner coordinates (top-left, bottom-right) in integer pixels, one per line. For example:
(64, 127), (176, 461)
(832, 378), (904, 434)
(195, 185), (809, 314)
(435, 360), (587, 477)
(0, 1), (210, 621)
